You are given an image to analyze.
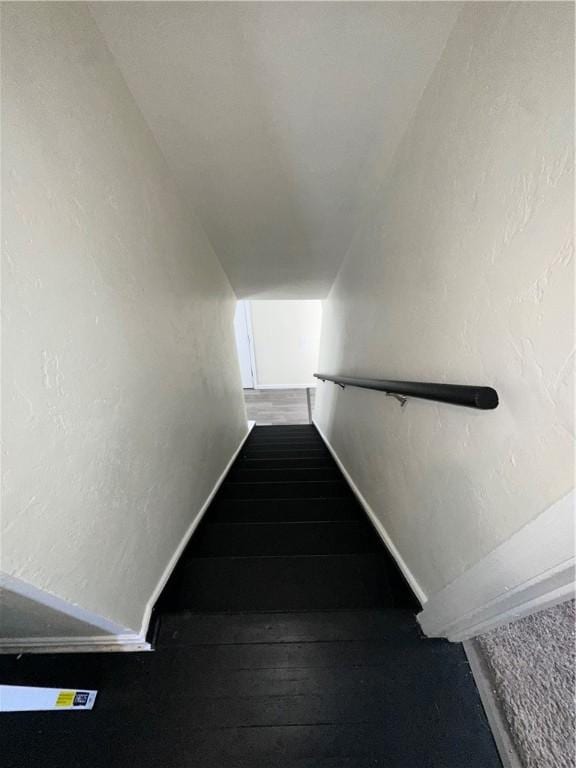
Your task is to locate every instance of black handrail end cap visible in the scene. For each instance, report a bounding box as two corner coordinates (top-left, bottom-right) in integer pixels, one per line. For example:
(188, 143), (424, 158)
(476, 388), (499, 410)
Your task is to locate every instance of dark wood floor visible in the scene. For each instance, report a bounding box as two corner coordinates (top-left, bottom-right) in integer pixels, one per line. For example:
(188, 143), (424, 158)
(0, 426), (501, 767)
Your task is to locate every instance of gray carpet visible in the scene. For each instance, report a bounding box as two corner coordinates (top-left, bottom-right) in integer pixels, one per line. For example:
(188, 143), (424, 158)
(475, 600), (575, 768)
(244, 388), (315, 425)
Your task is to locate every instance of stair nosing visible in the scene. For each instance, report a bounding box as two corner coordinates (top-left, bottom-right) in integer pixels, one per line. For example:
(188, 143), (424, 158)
(182, 552), (382, 561)
(233, 468), (337, 472)
(223, 480), (349, 486)
(201, 520), (366, 527)
(214, 497), (358, 504)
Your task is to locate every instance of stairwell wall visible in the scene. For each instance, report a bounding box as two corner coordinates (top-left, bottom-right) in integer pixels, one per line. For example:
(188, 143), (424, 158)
(315, 3), (574, 599)
(1, 4), (247, 637)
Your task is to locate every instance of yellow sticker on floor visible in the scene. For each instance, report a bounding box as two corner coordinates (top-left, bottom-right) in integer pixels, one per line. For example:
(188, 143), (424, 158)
(55, 691), (75, 707)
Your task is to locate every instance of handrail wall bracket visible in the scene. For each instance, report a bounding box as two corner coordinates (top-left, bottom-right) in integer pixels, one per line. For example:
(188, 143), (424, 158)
(386, 392), (408, 408)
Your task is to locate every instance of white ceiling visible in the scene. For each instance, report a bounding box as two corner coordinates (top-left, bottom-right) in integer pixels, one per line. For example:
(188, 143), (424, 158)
(91, 2), (460, 298)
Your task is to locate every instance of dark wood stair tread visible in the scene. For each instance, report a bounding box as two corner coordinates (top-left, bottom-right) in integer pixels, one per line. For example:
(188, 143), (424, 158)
(158, 609), (422, 646)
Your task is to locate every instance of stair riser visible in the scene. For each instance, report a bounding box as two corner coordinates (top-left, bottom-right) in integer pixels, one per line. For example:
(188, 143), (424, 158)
(229, 467), (341, 482)
(242, 448), (330, 459)
(169, 554), (393, 611)
(245, 442), (326, 451)
(239, 457), (335, 469)
(188, 521), (380, 557)
(220, 481), (352, 500)
(210, 498), (362, 523)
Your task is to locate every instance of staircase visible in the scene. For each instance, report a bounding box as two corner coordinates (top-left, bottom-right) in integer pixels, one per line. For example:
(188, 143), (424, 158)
(158, 425), (415, 614)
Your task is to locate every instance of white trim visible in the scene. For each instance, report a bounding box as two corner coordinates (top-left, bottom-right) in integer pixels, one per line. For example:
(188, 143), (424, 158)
(254, 384), (317, 390)
(138, 420), (256, 638)
(0, 636), (150, 655)
(244, 302), (258, 388)
(312, 418), (427, 606)
(418, 490), (575, 641)
(0, 421), (256, 655)
(463, 640), (523, 768)
(235, 300), (257, 389)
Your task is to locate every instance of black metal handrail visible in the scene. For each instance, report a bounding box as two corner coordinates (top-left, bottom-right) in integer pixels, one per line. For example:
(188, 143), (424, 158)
(313, 373), (498, 410)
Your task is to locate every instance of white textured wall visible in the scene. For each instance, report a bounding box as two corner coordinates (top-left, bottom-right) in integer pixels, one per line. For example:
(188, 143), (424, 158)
(1, 4), (247, 634)
(250, 301), (322, 387)
(315, 3), (574, 598)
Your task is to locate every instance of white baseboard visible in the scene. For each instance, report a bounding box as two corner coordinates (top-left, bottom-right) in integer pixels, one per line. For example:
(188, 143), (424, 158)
(138, 420), (256, 638)
(464, 639), (523, 768)
(0, 636), (151, 655)
(0, 422), (256, 655)
(418, 490), (575, 641)
(312, 418), (427, 606)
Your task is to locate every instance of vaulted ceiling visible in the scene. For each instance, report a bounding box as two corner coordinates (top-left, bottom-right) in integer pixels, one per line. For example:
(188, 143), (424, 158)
(91, 2), (460, 298)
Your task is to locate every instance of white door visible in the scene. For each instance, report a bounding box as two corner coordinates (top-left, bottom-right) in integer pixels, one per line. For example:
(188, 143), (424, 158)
(234, 301), (255, 388)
